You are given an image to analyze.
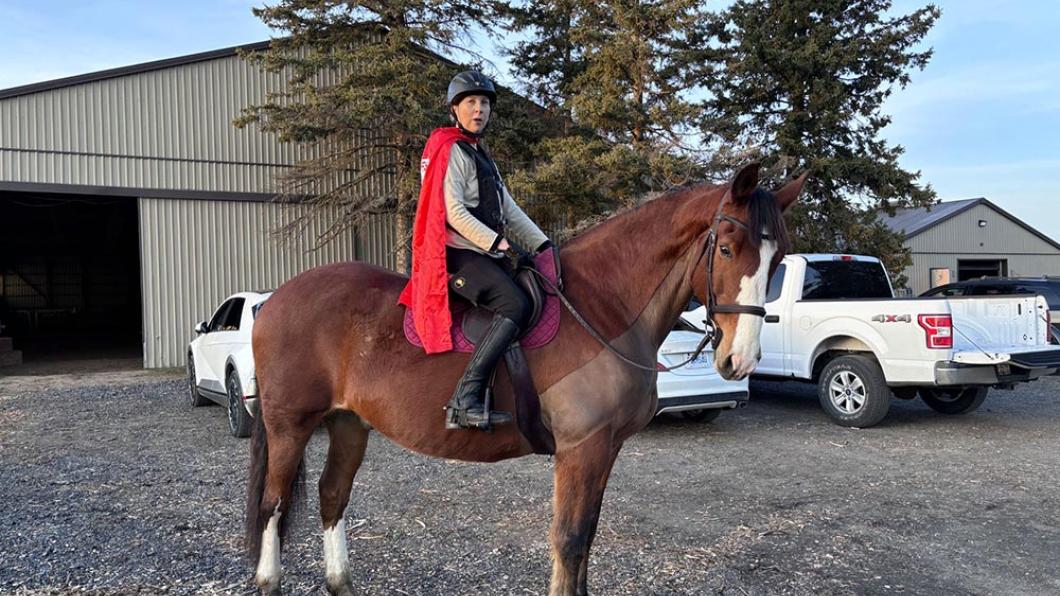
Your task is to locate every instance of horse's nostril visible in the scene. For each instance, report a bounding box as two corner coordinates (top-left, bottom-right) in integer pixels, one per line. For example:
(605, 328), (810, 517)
(720, 355), (734, 374)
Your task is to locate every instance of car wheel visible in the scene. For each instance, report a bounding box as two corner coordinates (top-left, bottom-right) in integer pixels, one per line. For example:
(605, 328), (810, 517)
(680, 409), (722, 423)
(919, 386), (989, 415)
(226, 369), (253, 438)
(818, 355), (891, 428)
(188, 355), (210, 407)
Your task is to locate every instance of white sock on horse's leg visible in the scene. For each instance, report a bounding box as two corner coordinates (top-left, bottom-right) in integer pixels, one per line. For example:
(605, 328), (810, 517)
(256, 507), (283, 591)
(323, 518), (350, 588)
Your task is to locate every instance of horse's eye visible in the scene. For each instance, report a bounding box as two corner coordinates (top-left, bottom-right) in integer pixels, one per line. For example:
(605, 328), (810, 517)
(720, 245), (733, 258)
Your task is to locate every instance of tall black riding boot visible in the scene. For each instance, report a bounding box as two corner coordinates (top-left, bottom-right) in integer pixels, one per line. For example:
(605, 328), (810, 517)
(445, 314), (520, 430)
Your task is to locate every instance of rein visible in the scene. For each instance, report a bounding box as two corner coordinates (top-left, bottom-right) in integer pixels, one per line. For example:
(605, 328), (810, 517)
(528, 210), (771, 373)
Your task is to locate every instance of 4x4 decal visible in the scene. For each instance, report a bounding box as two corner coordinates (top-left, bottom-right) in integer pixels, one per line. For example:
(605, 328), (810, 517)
(871, 314), (912, 323)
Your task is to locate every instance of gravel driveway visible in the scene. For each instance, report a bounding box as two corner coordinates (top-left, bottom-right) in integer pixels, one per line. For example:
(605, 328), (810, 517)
(2, 369), (1059, 595)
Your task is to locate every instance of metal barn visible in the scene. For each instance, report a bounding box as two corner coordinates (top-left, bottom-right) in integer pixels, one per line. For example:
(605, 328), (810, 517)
(0, 42), (396, 368)
(880, 198), (1060, 295)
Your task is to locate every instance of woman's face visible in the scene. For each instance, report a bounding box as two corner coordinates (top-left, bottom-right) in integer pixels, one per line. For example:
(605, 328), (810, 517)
(454, 94), (491, 134)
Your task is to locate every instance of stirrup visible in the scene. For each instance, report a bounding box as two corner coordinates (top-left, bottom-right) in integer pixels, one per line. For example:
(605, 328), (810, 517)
(444, 406), (513, 430)
(445, 385), (512, 430)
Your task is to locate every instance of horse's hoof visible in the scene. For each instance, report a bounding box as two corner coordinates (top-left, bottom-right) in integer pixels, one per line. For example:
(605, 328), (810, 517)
(257, 578), (282, 596)
(326, 579), (355, 596)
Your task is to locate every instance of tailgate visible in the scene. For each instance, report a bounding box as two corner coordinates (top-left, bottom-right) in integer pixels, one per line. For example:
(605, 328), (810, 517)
(954, 345), (1060, 368)
(948, 295), (1052, 353)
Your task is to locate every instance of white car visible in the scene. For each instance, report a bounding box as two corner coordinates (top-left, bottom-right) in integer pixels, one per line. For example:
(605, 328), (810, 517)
(654, 306), (750, 422)
(187, 291), (271, 437)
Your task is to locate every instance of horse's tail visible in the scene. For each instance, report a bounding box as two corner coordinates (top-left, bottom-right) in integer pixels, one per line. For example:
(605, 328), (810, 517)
(244, 407), (306, 562)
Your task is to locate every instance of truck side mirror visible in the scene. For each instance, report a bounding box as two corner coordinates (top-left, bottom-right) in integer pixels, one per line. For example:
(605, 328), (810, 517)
(195, 321), (208, 335)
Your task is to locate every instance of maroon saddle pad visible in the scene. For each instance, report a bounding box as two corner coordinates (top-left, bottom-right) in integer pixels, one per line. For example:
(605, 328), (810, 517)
(403, 249), (562, 353)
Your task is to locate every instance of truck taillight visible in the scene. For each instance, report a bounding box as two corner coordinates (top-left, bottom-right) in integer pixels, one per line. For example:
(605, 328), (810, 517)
(918, 314), (953, 349)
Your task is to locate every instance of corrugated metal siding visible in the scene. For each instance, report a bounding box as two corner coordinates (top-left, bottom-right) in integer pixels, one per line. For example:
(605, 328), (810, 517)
(355, 214), (399, 270)
(907, 204), (1060, 255)
(0, 54), (302, 192)
(0, 48), (407, 369)
(139, 197), (358, 368)
(903, 254), (1060, 295)
(901, 203), (1060, 294)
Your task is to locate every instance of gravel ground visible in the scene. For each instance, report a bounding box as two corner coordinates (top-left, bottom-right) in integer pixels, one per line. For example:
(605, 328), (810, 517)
(2, 370), (1059, 595)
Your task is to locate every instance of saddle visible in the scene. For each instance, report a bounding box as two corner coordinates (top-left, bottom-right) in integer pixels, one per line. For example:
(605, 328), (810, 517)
(403, 248), (562, 454)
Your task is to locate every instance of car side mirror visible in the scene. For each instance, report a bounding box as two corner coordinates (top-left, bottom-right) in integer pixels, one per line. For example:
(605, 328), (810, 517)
(195, 321), (208, 335)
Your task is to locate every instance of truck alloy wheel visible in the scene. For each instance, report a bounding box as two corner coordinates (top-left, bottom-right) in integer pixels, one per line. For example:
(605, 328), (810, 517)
(817, 355), (891, 428)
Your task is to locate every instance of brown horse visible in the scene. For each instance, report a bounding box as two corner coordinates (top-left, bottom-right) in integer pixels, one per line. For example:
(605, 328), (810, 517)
(246, 163), (806, 595)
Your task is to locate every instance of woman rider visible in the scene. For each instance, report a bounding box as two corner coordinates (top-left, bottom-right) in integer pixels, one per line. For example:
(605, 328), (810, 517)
(398, 70), (552, 431)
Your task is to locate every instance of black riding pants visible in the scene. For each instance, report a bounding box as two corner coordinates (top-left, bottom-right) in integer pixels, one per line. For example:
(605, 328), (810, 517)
(446, 248), (532, 331)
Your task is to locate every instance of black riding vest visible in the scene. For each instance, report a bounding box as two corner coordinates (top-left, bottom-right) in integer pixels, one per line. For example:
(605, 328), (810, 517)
(454, 140), (505, 234)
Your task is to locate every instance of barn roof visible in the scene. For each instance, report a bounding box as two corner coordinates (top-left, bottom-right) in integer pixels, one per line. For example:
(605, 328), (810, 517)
(879, 197), (1060, 251)
(0, 41), (272, 100)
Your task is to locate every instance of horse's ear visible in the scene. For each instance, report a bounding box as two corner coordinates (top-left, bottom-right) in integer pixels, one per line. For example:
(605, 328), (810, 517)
(730, 163), (760, 204)
(774, 171), (809, 213)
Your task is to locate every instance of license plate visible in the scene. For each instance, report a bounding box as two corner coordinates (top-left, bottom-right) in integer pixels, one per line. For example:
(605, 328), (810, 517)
(996, 363), (1011, 376)
(686, 354), (712, 369)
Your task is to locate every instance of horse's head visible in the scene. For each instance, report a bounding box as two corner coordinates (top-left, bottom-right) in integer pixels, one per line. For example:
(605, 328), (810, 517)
(691, 163), (806, 380)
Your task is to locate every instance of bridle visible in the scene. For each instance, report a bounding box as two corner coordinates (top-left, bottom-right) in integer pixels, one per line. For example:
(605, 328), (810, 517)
(700, 211), (772, 349)
(528, 203), (773, 373)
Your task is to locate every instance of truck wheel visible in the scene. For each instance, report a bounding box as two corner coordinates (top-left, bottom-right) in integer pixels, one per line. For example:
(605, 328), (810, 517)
(919, 386), (989, 415)
(818, 355), (891, 428)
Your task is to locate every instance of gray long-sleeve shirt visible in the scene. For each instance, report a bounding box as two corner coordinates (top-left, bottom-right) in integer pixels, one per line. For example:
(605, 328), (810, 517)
(442, 142), (548, 257)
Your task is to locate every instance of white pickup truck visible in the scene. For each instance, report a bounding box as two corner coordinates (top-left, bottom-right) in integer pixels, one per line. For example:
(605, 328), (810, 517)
(753, 254), (1060, 427)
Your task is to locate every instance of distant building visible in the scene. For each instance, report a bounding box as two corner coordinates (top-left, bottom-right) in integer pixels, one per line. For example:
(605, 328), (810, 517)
(879, 198), (1060, 295)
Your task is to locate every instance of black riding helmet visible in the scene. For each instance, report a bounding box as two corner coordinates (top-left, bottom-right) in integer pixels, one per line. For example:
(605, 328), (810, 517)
(447, 71), (496, 136)
(447, 70), (497, 105)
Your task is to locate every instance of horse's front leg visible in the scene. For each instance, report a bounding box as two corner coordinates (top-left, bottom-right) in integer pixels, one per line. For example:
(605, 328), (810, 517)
(549, 427), (621, 596)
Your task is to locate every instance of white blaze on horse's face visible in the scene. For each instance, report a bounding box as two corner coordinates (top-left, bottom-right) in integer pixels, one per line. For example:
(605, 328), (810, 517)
(727, 236), (778, 379)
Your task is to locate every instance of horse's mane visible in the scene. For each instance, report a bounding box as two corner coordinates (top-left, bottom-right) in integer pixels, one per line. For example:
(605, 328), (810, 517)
(562, 184), (715, 252)
(564, 182), (789, 252)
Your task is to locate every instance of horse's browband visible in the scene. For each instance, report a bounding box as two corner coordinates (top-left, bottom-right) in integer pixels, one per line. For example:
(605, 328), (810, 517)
(717, 214), (772, 242)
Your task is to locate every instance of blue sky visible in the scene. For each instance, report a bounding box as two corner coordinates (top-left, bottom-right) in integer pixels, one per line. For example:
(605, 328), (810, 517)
(2, 0), (1058, 243)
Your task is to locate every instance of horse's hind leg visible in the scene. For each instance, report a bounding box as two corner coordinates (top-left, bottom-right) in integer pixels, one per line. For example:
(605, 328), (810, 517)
(319, 410), (370, 596)
(255, 415), (321, 595)
(549, 428), (622, 596)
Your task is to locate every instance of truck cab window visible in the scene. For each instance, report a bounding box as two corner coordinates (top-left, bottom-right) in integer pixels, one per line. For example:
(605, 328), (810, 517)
(766, 264), (786, 303)
(802, 261), (892, 300)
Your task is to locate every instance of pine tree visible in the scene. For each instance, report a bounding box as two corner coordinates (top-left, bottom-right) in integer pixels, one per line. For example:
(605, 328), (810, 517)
(698, 0), (940, 283)
(498, 0), (708, 222)
(237, 0), (538, 271)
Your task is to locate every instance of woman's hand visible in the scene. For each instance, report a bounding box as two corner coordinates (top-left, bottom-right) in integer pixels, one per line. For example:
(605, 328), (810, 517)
(497, 238), (510, 251)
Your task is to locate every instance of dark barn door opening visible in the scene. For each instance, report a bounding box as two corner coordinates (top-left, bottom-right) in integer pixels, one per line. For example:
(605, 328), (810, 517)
(0, 192), (142, 365)
(957, 259), (1008, 281)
